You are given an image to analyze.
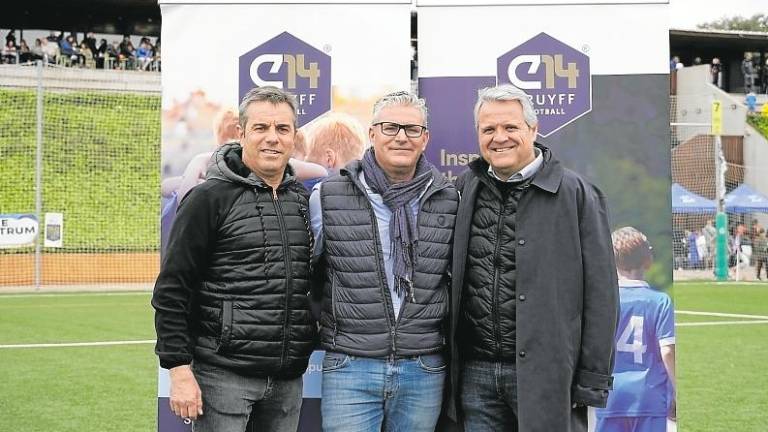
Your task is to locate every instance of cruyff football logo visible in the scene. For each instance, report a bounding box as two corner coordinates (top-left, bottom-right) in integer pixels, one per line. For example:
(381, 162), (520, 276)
(505, 54), (579, 90)
(250, 54), (321, 90)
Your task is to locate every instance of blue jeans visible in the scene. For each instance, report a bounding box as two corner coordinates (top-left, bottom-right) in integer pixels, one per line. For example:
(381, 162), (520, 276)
(461, 360), (518, 432)
(192, 361), (303, 432)
(321, 352), (446, 432)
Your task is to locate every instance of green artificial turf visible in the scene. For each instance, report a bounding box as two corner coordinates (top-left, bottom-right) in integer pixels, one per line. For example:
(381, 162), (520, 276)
(1, 284), (767, 431)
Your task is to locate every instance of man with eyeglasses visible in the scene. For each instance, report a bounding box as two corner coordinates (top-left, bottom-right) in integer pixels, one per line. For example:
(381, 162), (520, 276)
(308, 91), (458, 431)
(446, 84), (618, 431)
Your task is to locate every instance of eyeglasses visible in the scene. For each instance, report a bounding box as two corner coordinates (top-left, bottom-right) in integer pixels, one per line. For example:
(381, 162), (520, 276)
(373, 122), (427, 138)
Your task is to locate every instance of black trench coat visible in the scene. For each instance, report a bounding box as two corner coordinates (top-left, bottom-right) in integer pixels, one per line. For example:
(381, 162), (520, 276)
(446, 144), (619, 432)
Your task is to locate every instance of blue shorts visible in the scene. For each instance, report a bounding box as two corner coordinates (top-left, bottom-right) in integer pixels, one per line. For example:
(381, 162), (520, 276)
(595, 416), (668, 432)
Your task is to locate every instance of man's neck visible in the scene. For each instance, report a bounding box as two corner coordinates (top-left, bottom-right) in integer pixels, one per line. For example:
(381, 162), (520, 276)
(618, 269), (645, 281)
(386, 168), (416, 184)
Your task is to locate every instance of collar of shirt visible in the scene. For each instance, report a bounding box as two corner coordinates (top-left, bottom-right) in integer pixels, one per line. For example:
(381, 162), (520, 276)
(487, 147), (543, 183)
(618, 278), (650, 289)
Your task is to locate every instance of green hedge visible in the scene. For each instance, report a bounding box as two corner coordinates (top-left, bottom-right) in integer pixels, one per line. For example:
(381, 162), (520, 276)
(748, 114), (768, 139)
(0, 89), (160, 252)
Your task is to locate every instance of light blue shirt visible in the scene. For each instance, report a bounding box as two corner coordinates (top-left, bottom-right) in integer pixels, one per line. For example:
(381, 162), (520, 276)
(487, 147), (543, 182)
(309, 172), (427, 320)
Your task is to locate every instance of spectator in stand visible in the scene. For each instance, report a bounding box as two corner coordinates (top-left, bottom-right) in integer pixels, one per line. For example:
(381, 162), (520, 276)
(5, 30), (17, 48)
(693, 56), (702, 65)
(30, 39), (45, 62)
(762, 59), (768, 94)
(59, 35), (78, 64)
(18, 39), (33, 63)
(755, 229), (768, 280)
(79, 42), (94, 68)
(84, 32), (97, 55)
(2, 39), (18, 64)
(41, 38), (60, 64)
(118, 36), (135, 68)
(137, 40), (153, 70)
(711, 58), (723, 88)
(96, 39), (108, 69)
(108, 41), (120, 68)
(742, 53), (755, 93)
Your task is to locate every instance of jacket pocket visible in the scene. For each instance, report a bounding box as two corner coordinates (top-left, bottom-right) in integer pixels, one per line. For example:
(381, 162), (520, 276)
(217, 300), (233, 353)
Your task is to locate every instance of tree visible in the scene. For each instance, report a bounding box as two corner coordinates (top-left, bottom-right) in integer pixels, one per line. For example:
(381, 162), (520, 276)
(697, 14), (768, 32)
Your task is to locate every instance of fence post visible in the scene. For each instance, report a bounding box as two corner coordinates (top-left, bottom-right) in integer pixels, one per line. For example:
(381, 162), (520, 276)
(35, 60), (43, 290)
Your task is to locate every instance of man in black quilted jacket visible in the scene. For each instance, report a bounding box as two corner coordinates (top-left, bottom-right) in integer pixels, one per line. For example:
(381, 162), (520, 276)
(152, 86), (315, 432)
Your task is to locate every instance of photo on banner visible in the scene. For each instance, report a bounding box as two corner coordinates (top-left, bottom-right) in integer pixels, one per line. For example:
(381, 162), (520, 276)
(157, 1), (411, 431)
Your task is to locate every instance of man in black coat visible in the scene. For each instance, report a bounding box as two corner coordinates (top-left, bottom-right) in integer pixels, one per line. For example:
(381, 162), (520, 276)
(152, 86), (315, 432)
(447, 84), (619, 432)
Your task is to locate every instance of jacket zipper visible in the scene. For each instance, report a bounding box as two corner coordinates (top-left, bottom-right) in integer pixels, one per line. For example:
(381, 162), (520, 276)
(352, 174), (452, 357)
(273, 187), (293, 369)
(491, 200), (505, 359)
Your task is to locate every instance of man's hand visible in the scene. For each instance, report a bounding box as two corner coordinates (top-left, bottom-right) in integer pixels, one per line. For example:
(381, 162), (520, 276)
(169, 365), (203, 420)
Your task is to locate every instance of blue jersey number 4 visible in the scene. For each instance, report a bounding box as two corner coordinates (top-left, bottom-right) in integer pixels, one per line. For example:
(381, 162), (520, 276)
(617, 316), (647, 364)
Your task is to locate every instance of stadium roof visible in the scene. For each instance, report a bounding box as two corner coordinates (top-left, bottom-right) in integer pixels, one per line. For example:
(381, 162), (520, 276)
(5, 0), (161, 37)
(671, 28), (768, 51)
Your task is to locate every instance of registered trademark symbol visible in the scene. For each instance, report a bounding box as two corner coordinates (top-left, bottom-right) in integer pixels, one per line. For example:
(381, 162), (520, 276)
(323, 44), (332, 53)
(581, 45), (590, 53)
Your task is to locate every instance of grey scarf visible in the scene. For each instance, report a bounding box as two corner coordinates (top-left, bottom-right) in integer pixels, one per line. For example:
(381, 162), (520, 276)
(362, 148), (434, 300)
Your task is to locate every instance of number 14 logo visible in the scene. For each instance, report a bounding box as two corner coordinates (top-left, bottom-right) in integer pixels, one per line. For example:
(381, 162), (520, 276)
(617, 316), (647, 364)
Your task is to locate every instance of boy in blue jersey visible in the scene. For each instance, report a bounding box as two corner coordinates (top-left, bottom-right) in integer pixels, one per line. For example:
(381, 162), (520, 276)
(596, 227), (676, 432)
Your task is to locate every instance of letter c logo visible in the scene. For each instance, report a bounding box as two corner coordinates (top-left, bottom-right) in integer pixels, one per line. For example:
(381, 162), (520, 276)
(250, 54), (284, 88)
(507, 54), (542, 90)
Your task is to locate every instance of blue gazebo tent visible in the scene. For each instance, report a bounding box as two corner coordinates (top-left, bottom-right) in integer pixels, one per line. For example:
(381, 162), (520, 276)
(671, 183), (717, 213)
(724, 184), (768, 213)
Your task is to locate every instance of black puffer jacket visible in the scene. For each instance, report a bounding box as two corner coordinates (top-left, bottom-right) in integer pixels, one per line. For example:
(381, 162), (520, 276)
(460, 170), (530, 361)
(153, 143), (315, 378)
(316, 160), (458, 357)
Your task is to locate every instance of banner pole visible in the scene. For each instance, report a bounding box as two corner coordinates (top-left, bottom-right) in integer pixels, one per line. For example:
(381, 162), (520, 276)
(35, 60), (43, 291)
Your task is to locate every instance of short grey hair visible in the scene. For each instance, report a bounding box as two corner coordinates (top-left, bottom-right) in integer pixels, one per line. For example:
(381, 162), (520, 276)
(371, 91), (429, 128)
(473, 84), (538, 128)
(239, 86), (299, 130)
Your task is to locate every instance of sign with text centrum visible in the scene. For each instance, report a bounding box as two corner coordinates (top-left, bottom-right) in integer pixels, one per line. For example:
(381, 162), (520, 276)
(497, 32), (591, 137)
(239, 32), (331, 128)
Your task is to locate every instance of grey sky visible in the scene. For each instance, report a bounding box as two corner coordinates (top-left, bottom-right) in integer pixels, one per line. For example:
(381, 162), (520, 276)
(670, 0), (766, 29)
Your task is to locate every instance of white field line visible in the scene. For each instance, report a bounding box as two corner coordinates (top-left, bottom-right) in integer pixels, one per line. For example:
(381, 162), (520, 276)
(0, 292), (151, 299)
(0, 340), (155, 349)
(677, 320), (768, 327)
(676, 310), (768, 320)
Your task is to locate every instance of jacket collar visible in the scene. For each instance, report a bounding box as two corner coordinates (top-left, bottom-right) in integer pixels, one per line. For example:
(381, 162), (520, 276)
(468, 142), (562, 194)
(206, 142), (297, 189)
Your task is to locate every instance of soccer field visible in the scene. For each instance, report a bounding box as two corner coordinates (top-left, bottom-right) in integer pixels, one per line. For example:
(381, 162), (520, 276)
(0, 283), (766, 431)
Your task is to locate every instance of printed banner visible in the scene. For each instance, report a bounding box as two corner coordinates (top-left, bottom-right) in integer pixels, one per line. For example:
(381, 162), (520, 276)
(44, 212), (63, 248)
(0, 214), (38, 249)
(158, 1), (411, 431)
(417, 2), (673, 431)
